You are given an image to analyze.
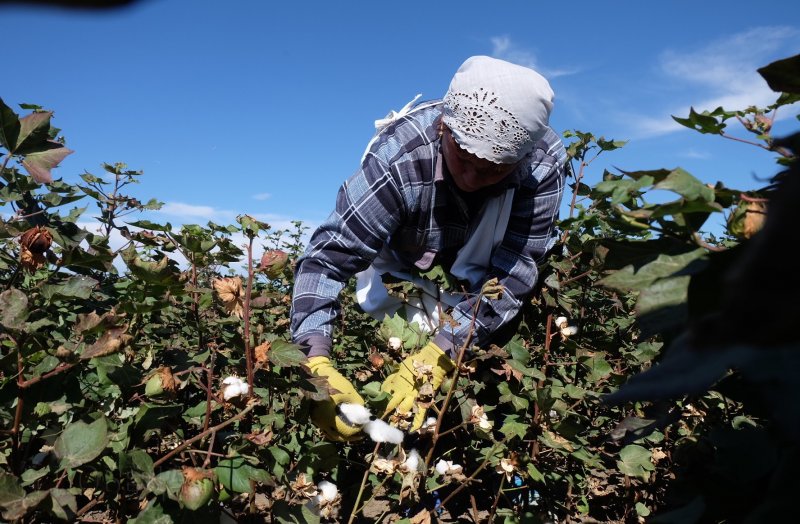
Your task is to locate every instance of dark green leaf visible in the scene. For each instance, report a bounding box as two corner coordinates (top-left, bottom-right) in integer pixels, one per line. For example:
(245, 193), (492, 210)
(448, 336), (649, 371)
(48, 489), (77, 521)
(758, 53), (800, 94)
(40, 275), (98, 301)
(268, 339), (306, 368)
(0, 98), (21, 151)
(215, 456), (272, 493)
(54, 417), (109, 469)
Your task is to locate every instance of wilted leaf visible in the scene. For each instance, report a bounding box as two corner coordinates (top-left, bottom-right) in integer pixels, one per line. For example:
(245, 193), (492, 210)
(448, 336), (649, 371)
(80, 325), (132, 359)
(0, 288), (29, 330)
(0, 472), (25, 506)
(21, 141), (74, 184)
(54, 417), (109, 469)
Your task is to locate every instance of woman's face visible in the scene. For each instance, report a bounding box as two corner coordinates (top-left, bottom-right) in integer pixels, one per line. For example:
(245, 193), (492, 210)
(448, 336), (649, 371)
(441, 126), (521, 192)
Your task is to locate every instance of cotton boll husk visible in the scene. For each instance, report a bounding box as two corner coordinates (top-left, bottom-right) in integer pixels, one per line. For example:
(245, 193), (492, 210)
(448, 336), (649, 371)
(339, 403), (372, 425)
(317, 480), (338, 503)
(363, 419), (404, 444)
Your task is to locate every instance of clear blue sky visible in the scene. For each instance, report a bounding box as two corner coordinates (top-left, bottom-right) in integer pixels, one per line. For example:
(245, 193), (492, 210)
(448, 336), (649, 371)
(3, 0), (799, 242)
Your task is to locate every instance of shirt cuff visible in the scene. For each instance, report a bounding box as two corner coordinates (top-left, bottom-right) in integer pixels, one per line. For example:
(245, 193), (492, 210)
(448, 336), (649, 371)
(294, 334), (332, 358)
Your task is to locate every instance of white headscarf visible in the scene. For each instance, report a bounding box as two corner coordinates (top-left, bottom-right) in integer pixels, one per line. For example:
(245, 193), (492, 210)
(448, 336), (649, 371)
(442, 55), (554, 164)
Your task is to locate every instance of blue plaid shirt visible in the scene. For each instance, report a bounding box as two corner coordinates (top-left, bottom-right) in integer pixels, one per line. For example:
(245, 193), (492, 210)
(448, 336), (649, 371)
(291, 101), (566, 357)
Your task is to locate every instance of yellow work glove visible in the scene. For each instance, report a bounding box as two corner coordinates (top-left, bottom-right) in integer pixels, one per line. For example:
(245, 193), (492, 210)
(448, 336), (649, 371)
(380, 342), (456, 432)
(307, 356), (366, 442)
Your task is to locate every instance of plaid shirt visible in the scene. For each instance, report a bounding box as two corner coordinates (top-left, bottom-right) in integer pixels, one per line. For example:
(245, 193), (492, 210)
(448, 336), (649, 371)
(291, 101), (566, 357)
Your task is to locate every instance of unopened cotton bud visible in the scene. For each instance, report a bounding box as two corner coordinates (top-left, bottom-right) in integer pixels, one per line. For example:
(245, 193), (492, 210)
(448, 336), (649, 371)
(555, 316), (568, 328)
(339, 403), (372, 425)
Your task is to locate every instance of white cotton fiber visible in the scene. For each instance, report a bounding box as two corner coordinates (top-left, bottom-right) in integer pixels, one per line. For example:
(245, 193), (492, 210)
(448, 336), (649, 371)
(339, 403), (372, 425)
(363, 419), (404, 444)
(317, 480), (338, 503)
(403, 449), (421, 472)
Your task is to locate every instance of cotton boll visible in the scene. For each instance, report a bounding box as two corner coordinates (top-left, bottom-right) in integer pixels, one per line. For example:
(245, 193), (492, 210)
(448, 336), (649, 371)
(317, 480), (338, 503)
(339, 403), (372, 425)
(221, 376), (249, 400)
(388, 337), (403, 351)
(363, 419), (404, 444)
(435, 460), (449, 475)
(402, 449), (421, 472)
(560, 325), (579, 337)
(555, 316), (568, 329)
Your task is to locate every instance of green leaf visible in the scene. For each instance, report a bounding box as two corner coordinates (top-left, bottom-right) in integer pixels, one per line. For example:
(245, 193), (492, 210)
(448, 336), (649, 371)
(672, 107), (726, 134)
(146, 470), (183, 500)
(653, 168), (715, 202)
(499, 415), (528, 440)
(126, 220), (173, 232)
(636, 276), (690, 337)
(129, 500), (175, 524)
(0, 288), (29, 330)
(215, 456), (272, 493)
(40, 275), (98, 301)
(616, 444), (655, 480)
(53, 417), (109, 469)
(21, 141), (74, 184)
(48, 489), (77, 521)
(268, 339), (306, 368)
(599, 249), (705, 292)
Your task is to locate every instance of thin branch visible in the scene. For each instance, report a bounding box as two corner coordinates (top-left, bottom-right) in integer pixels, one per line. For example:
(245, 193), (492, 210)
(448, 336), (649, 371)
(346, 441), (381, 524)
(153, 401), (256, 468)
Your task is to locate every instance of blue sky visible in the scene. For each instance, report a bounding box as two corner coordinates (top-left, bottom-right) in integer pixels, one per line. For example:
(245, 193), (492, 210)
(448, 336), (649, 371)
(3, 0), (799, 244)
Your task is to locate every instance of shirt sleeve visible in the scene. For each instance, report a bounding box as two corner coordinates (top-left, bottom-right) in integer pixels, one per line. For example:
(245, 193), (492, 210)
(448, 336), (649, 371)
(290, 152), (406, 357)
(433, 133), (567, 356)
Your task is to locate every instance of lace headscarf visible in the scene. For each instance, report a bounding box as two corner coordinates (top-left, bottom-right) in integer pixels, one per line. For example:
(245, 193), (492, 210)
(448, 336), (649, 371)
(442, 55), (554, 164)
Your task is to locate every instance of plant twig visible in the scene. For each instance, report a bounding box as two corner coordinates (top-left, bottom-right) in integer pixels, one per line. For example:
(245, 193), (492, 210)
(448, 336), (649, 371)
(153, 401), (256, 468)
(244, 237), (254, 392)
(346, 441), (381, 524)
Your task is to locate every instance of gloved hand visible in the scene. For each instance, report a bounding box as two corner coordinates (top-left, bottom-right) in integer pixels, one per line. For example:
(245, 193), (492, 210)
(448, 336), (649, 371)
(381, 341), (455, 432)
(307, 356), (365, 442)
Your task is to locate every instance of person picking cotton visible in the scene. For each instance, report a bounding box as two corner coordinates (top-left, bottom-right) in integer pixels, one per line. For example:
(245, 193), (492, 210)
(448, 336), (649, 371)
(294, 55), (566, 440)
